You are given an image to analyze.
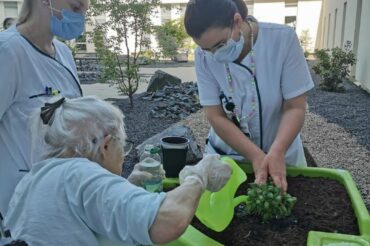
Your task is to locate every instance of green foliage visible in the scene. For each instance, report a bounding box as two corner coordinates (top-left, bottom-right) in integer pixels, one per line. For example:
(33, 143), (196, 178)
(244, 180), (297, 223)
(299, 29), (312, 53)
(313, 41), (356, 92)
(68, 43), (79, 57)
(155, 18), (189, 59)
(89, 0), (160, 107)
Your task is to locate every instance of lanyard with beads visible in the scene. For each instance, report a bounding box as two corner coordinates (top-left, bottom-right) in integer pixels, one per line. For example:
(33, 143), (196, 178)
(224, 20), (257, 124)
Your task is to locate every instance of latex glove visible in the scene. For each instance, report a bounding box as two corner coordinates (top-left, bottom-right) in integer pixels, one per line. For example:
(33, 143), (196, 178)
(127, 164), (153, 186)
(179, 154), (232, 192)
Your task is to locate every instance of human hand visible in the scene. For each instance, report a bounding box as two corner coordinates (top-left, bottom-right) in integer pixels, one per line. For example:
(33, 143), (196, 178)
(127, 164), (153, 186)
(252, 152), (268, 185)
(179, 154), (232, 192)
(264, 149), (287, 192)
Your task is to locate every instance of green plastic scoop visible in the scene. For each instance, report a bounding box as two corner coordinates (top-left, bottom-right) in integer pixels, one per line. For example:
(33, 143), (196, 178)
(195, 156), (248, 232)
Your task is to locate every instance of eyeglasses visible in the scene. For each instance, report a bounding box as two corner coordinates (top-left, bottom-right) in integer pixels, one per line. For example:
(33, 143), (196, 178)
(202, 27), (233, 54)
(123, 140), (133, 156)
(93, 135), (134, 157)
(111, 136), (134, 156)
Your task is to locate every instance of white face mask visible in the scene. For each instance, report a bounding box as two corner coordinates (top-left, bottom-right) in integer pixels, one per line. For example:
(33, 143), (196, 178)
(213, 31), (244, 63)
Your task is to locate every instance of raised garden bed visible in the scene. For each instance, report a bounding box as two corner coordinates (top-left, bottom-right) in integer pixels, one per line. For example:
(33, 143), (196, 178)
(163, 163), (370, 246)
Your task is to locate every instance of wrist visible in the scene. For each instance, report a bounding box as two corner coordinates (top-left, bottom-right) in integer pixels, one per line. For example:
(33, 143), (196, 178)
(270, 143), (286, 156)
(183, 175), (205, 191)
(250, 149), (265, 164)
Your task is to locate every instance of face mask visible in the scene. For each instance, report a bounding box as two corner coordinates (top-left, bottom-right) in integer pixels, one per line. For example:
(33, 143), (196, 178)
(213, 31), (244, 63)
(49, 1), (85, 40)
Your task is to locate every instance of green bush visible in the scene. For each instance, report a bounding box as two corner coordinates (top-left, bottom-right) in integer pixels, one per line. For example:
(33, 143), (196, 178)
(155, 18), (190, 59)
(313, 41), (356, 92)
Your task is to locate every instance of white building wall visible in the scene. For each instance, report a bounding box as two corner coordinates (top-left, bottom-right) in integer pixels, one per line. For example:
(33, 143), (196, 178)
(317, 0), (370, 92)
(296, 0), (321, 52)
(253, 1), (286, 24)
(0, 0), (23, 29)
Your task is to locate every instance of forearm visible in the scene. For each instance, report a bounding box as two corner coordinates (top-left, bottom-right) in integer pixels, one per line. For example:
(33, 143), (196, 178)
(210, 114), (264, 162)
(270, 98), (306, 154)
(149, 179), (203, 244)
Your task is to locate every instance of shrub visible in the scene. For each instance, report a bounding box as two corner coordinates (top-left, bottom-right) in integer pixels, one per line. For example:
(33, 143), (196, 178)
(313, 41), (356, 92)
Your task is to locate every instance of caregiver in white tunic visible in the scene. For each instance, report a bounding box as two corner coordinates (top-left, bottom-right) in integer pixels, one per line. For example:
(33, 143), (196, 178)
(0, 0), (86, 216)
(184, 0), (314, 192)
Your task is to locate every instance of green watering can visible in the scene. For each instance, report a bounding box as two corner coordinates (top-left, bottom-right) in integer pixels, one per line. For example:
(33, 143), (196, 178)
(195, 156), (248, 232)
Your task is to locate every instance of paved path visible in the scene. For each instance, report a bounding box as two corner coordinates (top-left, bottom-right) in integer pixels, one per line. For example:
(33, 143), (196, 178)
(81, 66), (196, 99)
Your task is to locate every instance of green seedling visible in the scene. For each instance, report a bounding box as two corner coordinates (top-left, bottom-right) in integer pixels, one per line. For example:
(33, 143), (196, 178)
(243, 180), (297, 223)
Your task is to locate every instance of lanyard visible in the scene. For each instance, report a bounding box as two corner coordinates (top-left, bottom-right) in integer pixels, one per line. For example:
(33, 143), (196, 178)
(222, 20), (263, 149)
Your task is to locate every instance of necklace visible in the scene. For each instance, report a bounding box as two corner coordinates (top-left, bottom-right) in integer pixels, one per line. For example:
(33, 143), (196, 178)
(224, 20), (257, 124)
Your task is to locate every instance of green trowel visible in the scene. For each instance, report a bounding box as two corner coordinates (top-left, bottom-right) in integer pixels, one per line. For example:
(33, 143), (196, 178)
(195, 156), (248, 232)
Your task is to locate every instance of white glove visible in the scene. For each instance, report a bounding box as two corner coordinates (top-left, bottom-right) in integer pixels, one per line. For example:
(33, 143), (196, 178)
(127, 163), (166, 187)
(179, 154), (232, 192)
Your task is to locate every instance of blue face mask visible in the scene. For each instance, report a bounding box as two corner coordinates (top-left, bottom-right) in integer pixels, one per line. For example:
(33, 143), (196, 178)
(49, 4), (85, 40)
(213, 31), (244, 63)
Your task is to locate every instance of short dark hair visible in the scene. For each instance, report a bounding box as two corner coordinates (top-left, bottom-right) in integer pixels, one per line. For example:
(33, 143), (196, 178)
(184, 0), (248, 39)
(3, 17), (15, 29)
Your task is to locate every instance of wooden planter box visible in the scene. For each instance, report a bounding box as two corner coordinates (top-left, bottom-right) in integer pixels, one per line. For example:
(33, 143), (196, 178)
(163, 163), (370, 246)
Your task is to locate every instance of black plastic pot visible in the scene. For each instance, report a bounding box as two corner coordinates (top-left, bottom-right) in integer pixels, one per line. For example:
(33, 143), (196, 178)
(161, 136), (189, 178)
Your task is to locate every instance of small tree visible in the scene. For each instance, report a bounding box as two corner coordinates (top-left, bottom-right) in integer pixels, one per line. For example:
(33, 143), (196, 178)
(89, 0), (159, 107)
(155, 18), (189, 59)
(313, 41), (356, 92)
(299, 29), (312, 58)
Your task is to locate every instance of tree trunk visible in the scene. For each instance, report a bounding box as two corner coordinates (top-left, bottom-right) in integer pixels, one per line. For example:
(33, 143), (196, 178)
(129, 94), (134, 108)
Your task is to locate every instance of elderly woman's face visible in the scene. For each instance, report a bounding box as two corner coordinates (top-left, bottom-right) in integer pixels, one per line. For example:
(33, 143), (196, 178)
(101, 136), (125, 176)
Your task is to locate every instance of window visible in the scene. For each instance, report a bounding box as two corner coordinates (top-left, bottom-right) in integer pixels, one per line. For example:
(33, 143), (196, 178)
(4, 2), (18, 18)
(76, 35), (86, 43)
(327, 14), (331, 48)
(76, 43), (87, 51)
(332, 8), (337, 48)
(161, 4), (171, 24)
(285, 16), (296, 30)
(322, 16), (326, 48)
(341, 2), (347, 47)
(285, 0), (298, 7)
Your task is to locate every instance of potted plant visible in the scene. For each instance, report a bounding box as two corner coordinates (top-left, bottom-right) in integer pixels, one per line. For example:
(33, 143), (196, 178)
(162, 159), (370, 246)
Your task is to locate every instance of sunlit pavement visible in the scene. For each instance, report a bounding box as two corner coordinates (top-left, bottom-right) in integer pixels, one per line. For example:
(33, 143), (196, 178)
(81, 64), (196, 100)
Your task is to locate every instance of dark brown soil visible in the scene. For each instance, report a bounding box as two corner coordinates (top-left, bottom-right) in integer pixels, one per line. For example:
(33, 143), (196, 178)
(191, 175), (359, 246)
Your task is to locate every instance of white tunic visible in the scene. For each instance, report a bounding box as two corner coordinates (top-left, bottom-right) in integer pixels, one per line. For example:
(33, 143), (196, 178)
(195, 22), (314, 166)
(0, 26), (82, 215)
(5, 158), (166, 246)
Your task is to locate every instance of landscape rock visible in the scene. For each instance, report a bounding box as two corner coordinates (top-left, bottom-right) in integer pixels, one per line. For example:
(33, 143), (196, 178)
(146, 70), (181, 92)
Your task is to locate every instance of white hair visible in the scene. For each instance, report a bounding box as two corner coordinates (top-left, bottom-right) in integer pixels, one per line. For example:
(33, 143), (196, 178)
(32, 96), (126, 162)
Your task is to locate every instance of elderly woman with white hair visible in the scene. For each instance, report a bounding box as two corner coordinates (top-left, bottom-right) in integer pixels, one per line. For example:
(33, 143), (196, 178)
(4, 96), (232, 246)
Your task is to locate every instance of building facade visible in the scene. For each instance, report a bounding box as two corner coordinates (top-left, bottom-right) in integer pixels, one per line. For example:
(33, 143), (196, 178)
(316, 0), (370, 92)
(1, 0), (322, 54)
(0, 0), (98, 53)
(157, 0), (322, 52)
(0, 0), (22, 30)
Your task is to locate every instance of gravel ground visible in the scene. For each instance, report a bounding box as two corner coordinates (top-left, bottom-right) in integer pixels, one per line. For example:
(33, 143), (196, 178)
(302, 62), (370, 210)
(108, 62), (370, 211)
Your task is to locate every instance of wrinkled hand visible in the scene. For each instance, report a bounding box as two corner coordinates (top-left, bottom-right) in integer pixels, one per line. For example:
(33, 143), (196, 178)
(264, 150), (287, 192)
(179, 154), (232, 192)
(127, 164), (165, 186)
